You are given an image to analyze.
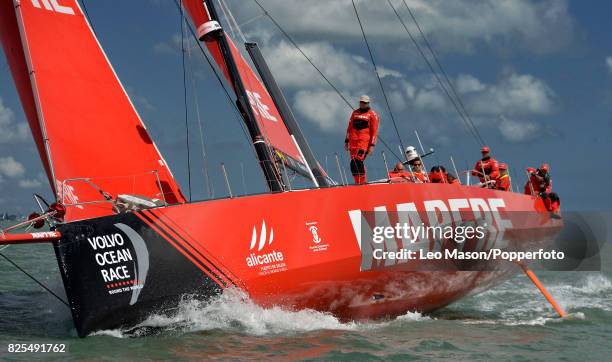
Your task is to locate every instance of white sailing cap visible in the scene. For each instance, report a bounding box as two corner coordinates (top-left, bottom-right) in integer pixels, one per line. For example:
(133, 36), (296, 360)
(359, 95), (370, 103)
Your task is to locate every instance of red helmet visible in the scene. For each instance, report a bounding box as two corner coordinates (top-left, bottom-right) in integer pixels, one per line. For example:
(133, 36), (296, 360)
(481, 146), (490, 153)
(499, 162), (508, 170)
(527, 167), (536, 173)
(540, 163), (549, 172)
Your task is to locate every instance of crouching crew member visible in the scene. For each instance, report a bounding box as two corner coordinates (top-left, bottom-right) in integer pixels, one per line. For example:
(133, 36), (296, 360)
(472, 146), (499, 188)
(525, 163), (560, 213)
(429, 165), (460, 185)
(496, 163), (511, 191)
(388, 162), (412, 182)
(345, 95), (379, 184)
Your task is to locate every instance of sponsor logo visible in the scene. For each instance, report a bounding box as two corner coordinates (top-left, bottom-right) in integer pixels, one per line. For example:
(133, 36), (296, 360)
(87, 224), (149, 304)
(31, 231), (60, 239)
(31, 0), (75, 15)
(246, 220), (287, 275)
(349, 197), (512, 271)
(306, 221), (329, 252)
(56, 180), (84, 210)
(246, 90), (277, 122)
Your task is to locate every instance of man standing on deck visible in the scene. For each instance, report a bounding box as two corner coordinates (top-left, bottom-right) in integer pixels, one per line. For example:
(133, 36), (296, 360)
(472, 146), (499, 187)
(345, 95), (379, 184)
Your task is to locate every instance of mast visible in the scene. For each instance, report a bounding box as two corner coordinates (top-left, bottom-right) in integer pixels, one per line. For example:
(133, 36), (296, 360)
(201, 0), (284, 192)
(245, 43), (330, 188)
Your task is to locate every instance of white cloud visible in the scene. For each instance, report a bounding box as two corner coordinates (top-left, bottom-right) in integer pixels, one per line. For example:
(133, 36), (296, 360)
(265, 40), (374, 90)
(414, 87), (447, 111)
(465, 73), (555, 116)
(0, 97), (29, 143)
(152, 34), (183, 54)
(455, 74), (485, 93)
(498, 118), (540, 143)
(0, 156), (25, 178)
(235, 0), (574, 54)
(293, 89), (351, 132)
(18, 178), (43, 189)
(607, 56), (612, 75)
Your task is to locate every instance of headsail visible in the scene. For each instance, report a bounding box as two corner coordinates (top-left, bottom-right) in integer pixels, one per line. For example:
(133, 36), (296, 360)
(183, 0), (329, 187)
(0, 0), (185, 221)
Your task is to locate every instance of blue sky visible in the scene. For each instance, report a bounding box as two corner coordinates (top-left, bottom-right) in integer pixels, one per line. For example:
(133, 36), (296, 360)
(1, 0), (611, 213)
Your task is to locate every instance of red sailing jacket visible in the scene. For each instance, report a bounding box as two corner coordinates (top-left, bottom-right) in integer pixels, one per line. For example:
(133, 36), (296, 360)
(345, 108), (379, 153)
(525, 171), (552, 195)
(472, 157), (500, 182)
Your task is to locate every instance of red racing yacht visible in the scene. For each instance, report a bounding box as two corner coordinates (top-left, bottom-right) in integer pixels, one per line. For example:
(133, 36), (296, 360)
(0, 0), (562, 337)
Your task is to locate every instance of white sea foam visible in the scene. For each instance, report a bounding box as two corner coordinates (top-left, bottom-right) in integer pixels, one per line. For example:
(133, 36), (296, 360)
(91, 273), (611, 337)
(459, 272), (611, 326)
(91, 288), (434, 338)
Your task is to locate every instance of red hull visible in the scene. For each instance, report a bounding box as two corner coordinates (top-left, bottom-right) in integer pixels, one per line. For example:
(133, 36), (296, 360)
(135, 182), (561, 319)
(53, 182), (562, 335)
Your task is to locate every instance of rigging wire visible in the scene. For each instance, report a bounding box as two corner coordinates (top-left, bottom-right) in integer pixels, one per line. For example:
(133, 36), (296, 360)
(220, 0), (247, 44)
(251, 0), (402, 162)
(184, 17), (214, 199)
(179, 1), (193, 201)
(401, 0), (485, 146)
(0, 251), (70, 308)
(387, 0), (485, 146)
(172, 0), (258, 157)
(351, 0), (405, 155)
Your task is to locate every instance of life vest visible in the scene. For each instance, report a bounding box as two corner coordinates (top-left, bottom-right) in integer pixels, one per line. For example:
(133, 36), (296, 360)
(412, 171), (428, 183)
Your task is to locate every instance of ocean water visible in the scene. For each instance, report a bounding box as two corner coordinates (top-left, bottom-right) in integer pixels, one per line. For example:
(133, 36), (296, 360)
(1, 223), (611, 361)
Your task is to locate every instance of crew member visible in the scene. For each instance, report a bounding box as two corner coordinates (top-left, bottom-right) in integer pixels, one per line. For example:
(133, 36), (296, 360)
(525, 164), (552, 195)
(409, 158), (428, 183)
(388, 162), (411, 182)
(496, 163), (511, 191)
(525, 164), (560, 213)
(524, 167), (538, 195)
(345, 95), (379, 184)
(429, 165), (460, 184)
(429, 165), (448, 183)
(472, 146), (499, 188)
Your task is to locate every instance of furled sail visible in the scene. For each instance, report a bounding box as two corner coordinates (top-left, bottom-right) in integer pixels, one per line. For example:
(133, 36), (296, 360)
(0, 0), (185, 221)
(182, 0), (316, 181)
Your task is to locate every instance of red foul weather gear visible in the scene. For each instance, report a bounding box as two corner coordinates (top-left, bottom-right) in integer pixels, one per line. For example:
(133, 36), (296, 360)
(388, 169), (412, 183)
(429, 170), (448, 183)
(524, 167), (552, 195)
(412, 171), (428, 183)
(472, 157), (500, 183)
(345, 107), (379, 184)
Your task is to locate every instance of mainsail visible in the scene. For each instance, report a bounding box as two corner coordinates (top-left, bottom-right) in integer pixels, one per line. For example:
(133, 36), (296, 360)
(0, 0), (185, 221)
(183, 0), (329, 188)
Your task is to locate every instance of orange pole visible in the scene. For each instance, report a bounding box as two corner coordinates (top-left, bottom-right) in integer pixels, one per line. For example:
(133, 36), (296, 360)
(517, 262), (566, 318)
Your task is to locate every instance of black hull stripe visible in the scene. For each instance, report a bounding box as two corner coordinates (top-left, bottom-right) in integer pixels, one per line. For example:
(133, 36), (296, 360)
(135, 211), (228, 288)
(143, 209), (237, 287)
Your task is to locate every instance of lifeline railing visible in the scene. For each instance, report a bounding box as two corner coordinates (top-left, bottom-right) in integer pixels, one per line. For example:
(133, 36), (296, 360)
(59, 170), (167, 209)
